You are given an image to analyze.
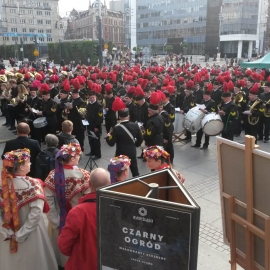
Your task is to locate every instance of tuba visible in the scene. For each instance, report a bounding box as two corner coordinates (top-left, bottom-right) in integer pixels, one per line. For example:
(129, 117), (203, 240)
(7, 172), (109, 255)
(263, 99), (270, 117)
(0, 75), (7, 83)
(233, 92), (243, 104)
(248, 99), (261, 125)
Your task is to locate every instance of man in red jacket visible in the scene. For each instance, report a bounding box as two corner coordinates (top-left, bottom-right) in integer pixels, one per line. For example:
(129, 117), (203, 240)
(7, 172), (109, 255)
(58, 168), (110, 270)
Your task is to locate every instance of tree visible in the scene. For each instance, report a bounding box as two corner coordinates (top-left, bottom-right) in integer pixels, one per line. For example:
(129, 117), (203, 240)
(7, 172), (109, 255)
(151, 44), (157, 53)
(165, 45), (173, 53)
(133, 46), (142, 52)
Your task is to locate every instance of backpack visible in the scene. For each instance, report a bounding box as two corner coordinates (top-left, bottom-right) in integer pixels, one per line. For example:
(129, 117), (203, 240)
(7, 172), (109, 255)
(36, 149), (58, 181)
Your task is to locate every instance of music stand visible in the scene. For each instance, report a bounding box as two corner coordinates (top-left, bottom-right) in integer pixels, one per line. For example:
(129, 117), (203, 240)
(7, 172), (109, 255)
(85, 130), (99, 171)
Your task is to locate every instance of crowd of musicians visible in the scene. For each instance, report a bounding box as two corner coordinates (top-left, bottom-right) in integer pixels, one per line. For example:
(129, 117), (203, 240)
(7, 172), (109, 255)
(0, 62), (270, 159)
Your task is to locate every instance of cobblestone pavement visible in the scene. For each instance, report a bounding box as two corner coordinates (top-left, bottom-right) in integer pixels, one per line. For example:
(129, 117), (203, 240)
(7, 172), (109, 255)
(1, 115), (267, 269)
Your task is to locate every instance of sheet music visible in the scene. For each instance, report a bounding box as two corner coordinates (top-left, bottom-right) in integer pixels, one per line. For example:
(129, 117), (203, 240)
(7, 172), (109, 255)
(175, 107), (181, 112)
(53, 96), (61, 104)
(243, 110), (251, 115)
(32, 108), (40, 114)
(64, 102), (72, 107)
(82, 120), (89, 126)
(195, 104), (206, 110)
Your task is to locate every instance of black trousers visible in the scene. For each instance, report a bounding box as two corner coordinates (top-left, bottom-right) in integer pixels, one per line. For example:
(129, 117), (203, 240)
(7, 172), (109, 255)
(258, 117), (270, 140)
(129, 156), (139, 177)
(245, 123), (259, 143)
(222, 129), (235, 141)
(196, 128), (210, 146)
(164, 140), (174, 164)
(88, 129), (101, 157)
(73, 128), (85, 152)
(9, 108), (18, 127)
(105, 117), (117, 133)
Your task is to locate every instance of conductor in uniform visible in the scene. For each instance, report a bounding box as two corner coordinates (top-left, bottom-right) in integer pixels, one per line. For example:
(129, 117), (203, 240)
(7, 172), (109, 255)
(106, 98), (143, 177)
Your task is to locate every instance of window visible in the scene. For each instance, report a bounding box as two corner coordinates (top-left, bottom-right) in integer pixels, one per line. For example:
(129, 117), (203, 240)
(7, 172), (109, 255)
(10, 18), (17, 23)
(37, 20), (43, 24)
(46, 29), (52, 33)
(20, 19), (26, 24)
(29, 28), (35, 33)
(46, 20), (51, 24)
(38, 29), (44, 33)
(43, 3), (49, 7)
(3, 37), (9, 41)
(47, 37), (52, 42)
(39, 37), (44, 42)
(37, 11), (42, 15)
(28, 10), (33, 15)
(29, 19), (34, 24)
(12, 37), (18, 41)
(10, 9), (16, 14)
(45, 11), (50, 16)
(22, 28), (26, 32)
(19, 9), (25, 14)
(23, 37), (27, 41)
(11, 28), (17, 32)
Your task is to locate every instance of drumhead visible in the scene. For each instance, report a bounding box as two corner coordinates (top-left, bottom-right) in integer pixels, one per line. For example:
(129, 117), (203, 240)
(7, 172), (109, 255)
(173, 113), (185, 133)
(203, 120), (224, 136)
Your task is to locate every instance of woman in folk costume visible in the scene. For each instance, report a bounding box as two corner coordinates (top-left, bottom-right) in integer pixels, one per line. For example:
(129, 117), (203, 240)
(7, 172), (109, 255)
(107, 155), (131, 183)
(44, 142), (90, 268)
(0, 148), (57, 270)
(143, 145), (185, 184)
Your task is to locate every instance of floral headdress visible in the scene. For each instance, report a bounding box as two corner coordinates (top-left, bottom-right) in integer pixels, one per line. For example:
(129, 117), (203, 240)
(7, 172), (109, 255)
(107, 155), (131, 184)
(54, 143), (81, 232)
(143, 145), (170, 160)
(58, 143), (82, 159)
(2, 148), (31, 253)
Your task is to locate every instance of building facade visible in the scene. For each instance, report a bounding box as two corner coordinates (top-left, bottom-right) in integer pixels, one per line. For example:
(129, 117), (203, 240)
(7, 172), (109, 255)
(69, 2), (125, 47)
(136, 0), (208, 55)
(220, 0), (269, 58)
(0, 0), (63, 47)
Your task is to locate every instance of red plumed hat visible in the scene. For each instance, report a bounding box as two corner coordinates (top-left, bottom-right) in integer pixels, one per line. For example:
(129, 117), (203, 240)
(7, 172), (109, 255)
(157, 90), (166, 102)
(245, 69), (252, 76)
(186, 80), (194, 90)
(222, 82), (231, 97)
(105, 83), (113, 94)
(24, 73), (31, 81)
(178, 76), (185, 83)
(149, 92), (161, 110)
(126, 86), (136, 98)
(71, 78), (80, 92)
(135, 85), (145, 101)
(40, 83), (50, 95)
(152, 76), (158, 85)
(112, 97), (126, 111)
(203, 83), (213, 95)
(249, 82), (259, 95)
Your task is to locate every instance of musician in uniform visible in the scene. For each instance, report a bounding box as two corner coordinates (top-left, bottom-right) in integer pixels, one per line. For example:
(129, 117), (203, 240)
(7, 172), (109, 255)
(211, 80), (223, 106)
(37, 83), (57, 139)
(104, 83), (117, 133)
(175, 77), (185, 108)
(144, 92), (164, 147)
(66, 78), (86, 151)
(8, 79), (19, 131)
(244, 83), (264, 143)
(124, 86), (137, 123)
(233, 80), (247, 137)
(258, 78), (270, 142)
(25, 83), (43, 143)
(158, 90), (175, 163)
(106, 98), (143, 177)
(85, 88), (103, 160)
(192, 84), (216, 149)
(218, 83), (238, 141)
(193, 81), (203, 104)
(48, 75), (59, 99)
(180, 80), (196, 141)
(56, 81), (70, 132)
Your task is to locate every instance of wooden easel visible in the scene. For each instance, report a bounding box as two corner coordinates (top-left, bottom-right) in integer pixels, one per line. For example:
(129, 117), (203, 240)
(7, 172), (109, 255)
(218, 136), (270, 270)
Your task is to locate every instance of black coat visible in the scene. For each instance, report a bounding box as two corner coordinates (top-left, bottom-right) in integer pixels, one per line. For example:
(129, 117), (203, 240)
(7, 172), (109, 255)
(144, 114), (164, 146)
(2, 136), (41, 177)
(86, 100), (103, 131)
(211, 88), (222, 105)
(126, 102), (137, 122)
(106, 120), (143, 158)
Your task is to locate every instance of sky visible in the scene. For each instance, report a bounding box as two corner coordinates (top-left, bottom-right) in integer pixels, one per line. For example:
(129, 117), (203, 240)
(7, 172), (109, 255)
(58, 0), (110, 17)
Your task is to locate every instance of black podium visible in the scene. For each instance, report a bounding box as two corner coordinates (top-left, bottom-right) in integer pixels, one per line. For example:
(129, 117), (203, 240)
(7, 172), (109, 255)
(97, 169), (200, 270)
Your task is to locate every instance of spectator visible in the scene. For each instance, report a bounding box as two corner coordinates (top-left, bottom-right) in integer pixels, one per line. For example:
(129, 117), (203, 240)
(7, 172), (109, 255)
(35, 134), (59, 181)
(57, 120), (79, 149)
(2, 122), (41, 177)
(58, 168), (110, 270)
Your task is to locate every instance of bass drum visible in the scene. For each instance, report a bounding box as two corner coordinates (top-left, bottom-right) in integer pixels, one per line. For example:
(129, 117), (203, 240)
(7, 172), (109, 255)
(201, 113), (224, 136)
(173, 112), (185, 133)
(183, 108), (205, 133)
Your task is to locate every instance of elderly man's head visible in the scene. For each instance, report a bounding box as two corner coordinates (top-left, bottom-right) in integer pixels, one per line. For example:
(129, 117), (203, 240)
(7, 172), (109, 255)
(90, 168), (110, 192)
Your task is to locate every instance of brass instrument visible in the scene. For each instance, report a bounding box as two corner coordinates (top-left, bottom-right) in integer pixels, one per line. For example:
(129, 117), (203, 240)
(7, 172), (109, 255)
(263, 99), (270, 117)
(61, 94), (72, 120)
(0, 75), (7, 83)
(248, 99), (261, 125)
(77, 106), (87, 119)
(10, 94), (27, 106)
(233, 92), (243, 104)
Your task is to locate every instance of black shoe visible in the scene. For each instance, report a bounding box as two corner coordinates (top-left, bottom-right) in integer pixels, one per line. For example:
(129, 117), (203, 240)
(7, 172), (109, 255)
(2, 123), (8, 126)
(137, 156), (143, 159)
(200, 145), (208, 149)
(8, 126), (16, 130)
(85, 152), (93, 156)
(191, 144), (200, 148)
(142, 158), (146, 162)
(12, 131), (17, 134)
(264, 140), (269, 143)
(93, 156), (101, 160)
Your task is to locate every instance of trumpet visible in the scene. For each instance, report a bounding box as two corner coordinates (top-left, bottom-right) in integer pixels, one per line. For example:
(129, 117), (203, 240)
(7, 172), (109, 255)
(248, 99), (261, 125)
(263, 99), (270, 117)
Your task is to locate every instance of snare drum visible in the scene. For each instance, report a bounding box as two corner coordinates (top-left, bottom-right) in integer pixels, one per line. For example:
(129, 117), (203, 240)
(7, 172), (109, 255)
(33, 117), (48, 128)
(183, 108), (205, 133)
(201, 113), (224, 136)
(173, 112), (185, 133)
